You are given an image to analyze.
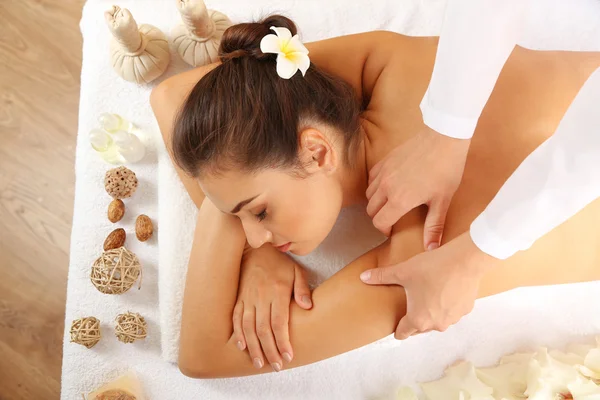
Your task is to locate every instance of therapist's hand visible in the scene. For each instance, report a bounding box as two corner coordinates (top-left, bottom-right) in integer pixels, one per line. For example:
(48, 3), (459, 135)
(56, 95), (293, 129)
(232, 244), (312, 372)
(360, 232), (498, 339)
(366, 126), (470, 249)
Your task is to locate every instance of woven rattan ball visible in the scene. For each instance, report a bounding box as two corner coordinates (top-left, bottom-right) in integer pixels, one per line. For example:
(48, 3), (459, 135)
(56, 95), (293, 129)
(104, 166), (138, 199)
(91, 247), (142, 295)
(115, 312), (147, 343)
(70, 316), (101, 348)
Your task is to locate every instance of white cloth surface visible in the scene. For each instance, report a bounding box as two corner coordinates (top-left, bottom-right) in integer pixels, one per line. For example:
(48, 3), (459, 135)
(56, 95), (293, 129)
(62, 1), (600, 399)
(419, 0), (600, 260)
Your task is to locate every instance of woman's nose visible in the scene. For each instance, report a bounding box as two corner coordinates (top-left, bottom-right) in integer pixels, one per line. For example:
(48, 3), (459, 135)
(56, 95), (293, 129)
(243, 220), (273, 249)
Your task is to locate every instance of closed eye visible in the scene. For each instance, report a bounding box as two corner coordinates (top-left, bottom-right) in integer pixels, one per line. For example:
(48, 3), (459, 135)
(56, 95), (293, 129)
(255, 209), (267, 222)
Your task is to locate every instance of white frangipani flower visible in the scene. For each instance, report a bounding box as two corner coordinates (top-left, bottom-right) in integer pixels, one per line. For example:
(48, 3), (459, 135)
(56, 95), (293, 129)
(396, 386), (419, 400)
(421, 362), (495, 400)
(260, 26), (310, 79)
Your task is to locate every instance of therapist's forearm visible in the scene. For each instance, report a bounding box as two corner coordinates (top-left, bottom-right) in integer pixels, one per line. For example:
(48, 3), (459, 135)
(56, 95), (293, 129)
(421, 0), (526, 139)
(470, 67), (600, 260)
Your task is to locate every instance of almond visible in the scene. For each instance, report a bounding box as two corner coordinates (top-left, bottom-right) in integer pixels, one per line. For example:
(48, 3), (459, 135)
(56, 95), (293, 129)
(135, 214), (153, 242)
(104, 228), (126, 251)
(108, 199), (125, 223)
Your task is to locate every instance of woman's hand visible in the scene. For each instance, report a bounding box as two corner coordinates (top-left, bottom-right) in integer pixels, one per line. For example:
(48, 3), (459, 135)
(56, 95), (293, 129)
(232, 244), (313, 372)
(360, 232), (499, 339)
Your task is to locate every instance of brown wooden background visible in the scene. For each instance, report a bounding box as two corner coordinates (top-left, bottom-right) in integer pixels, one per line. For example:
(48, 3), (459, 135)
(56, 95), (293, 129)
(0, 1), (85, 398)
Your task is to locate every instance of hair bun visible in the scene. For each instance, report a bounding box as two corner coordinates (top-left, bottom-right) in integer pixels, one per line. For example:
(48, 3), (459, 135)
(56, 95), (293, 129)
(219, 15), (298, 62)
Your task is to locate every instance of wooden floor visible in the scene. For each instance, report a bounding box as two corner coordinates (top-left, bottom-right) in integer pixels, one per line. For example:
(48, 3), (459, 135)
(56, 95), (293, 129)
(0, 1), (84, 398)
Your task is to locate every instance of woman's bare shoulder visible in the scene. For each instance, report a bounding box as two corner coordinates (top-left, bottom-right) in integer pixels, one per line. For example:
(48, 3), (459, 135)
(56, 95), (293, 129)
(150, 62), (220, 116)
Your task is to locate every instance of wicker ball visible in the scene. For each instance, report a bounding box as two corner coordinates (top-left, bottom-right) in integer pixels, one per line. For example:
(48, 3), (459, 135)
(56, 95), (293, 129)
(91, 247), (142, 295)
(70, 316), (101, 348)
(104, 166), (138, 199)
(115, 312), (147, 343)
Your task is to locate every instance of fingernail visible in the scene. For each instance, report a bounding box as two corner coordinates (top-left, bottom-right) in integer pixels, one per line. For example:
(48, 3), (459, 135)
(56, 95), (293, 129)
(427, 243), (439, 251)
(253, 358), (263, 369)
(360, 271), (371, 282)
(236, 341), (244, 351)
(283, 352), (293, 363)
(302, 295), (312, 307)
(271, 362), (282, 372)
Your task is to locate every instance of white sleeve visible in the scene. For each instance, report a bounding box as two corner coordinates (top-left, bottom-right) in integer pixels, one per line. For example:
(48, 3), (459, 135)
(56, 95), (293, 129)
(470, 67), (600, 260)
(420, 0), (526, 139)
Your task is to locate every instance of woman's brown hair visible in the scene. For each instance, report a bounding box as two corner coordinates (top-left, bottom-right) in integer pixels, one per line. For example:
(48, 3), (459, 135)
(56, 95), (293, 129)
(172, 15), (361, 178)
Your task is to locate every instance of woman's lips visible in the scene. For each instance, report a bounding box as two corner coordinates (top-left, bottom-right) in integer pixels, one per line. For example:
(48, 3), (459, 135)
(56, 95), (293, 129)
(275, 242), (291, 252)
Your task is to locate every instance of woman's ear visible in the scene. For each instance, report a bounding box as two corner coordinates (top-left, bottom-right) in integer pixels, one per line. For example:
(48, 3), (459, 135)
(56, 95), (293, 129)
(298, 128), (338, 174)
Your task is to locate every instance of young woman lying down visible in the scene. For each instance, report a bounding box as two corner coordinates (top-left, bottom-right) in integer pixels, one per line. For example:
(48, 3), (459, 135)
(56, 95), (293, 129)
(150, 15), (600, 378)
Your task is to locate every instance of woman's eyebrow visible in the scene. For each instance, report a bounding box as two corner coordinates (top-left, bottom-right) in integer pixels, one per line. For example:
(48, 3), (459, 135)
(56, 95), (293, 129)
(230, 195), (259, 214)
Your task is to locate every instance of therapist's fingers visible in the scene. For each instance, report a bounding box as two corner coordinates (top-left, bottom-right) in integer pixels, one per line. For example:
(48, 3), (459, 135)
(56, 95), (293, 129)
(242, 306), (264, 369)
(372, 200), (413, 236)
(360, 264), (405, 286)
(365, 173), (382, 200)
(232, 301), (246, 351)
(368, 159), (384, 185)
(410, 329), (433, 337)
(394, 317), (418, 340)
(423, 198), (451, 251)
(271, 299), (293, 365)
(256, 305), (283, 372)
(366, 188), (387, 219)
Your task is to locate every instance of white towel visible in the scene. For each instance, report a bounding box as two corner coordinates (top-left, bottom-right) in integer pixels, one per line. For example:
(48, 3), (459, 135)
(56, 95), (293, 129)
(62, 0), (600, 399)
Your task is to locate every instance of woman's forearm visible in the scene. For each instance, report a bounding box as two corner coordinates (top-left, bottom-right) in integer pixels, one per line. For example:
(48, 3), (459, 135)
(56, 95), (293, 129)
(180, 238), (407, 379)
(178, 198), (247, 375)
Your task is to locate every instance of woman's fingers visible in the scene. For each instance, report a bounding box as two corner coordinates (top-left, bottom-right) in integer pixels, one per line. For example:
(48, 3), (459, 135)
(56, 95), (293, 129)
(256, 304), (283, 372)
(271, 298), (293, 365)
(242, 306), (264, 369)
(232, 301), (246, 351)
(293, 264), (312, 309)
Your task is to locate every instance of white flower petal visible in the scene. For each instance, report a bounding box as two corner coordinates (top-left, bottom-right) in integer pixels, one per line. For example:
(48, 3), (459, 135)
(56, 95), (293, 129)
(260, 33), (282, 54)
(276, 54), (298, 79)
(476, 362), (529, 399)
(584, 348), (600, 379)
(270, 26), (292, 42)
(288, 35), (309, 54)
(568, 379), (600, 398)
(525, 348), (580, 397)
(421, 362), (494, 400)
(288, 52), (310, 76)
(396, 386), (419, 400)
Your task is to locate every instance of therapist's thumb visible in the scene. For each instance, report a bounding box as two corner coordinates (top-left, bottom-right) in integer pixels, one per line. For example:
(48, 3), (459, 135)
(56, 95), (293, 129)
(424, 198), (450, 251)
(360, 264), (404, 286)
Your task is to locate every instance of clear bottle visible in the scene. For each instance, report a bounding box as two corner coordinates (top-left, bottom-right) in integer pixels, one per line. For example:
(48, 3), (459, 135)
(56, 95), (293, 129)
(98, 113), (134, 133)
(89, 128), (123, 164)
(113, 130), (146, 163)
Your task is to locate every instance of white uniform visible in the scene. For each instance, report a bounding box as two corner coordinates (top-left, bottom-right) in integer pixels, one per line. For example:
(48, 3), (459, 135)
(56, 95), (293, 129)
(420, 0), (600, 260)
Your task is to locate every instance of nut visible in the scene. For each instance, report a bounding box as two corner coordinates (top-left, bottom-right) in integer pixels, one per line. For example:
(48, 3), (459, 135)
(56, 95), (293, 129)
(103, 228), (126, 251)
(107, 199), (125, 223)
(135, 215), (153, 242)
